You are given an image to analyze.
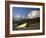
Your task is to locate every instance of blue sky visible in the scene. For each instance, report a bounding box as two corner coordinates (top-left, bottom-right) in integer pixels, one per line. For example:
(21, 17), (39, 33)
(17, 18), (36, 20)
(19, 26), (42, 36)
(13, 7), (40, 16)
(13, 7), (40, 20)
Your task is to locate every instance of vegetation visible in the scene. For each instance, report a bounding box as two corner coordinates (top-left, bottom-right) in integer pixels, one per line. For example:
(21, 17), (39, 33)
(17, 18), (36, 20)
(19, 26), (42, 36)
(13, 17), (40, 30)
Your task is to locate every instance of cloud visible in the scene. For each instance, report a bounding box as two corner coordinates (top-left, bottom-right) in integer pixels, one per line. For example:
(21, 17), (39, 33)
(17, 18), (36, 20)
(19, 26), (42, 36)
(14, 10), (40, 21)
(14, 14), (26, 21)
(27, 10), (40, 19)
(14, 14), (21, 21)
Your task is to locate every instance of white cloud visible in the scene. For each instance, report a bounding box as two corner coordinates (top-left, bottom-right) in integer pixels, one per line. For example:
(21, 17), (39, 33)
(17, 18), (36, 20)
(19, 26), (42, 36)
(16, 14), (20, 18)
(14, 10), (40, 21)
(28, 10), (40, 19)
(14, 14), (21, 21)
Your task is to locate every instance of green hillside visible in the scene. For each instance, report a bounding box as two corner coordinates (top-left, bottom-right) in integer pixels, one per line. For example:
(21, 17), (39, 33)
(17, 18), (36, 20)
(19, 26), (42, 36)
(13, 17), (40, 30)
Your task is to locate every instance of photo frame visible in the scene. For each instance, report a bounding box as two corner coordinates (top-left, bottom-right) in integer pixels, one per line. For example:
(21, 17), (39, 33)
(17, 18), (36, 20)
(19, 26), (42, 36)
(5, 1), (45, 37)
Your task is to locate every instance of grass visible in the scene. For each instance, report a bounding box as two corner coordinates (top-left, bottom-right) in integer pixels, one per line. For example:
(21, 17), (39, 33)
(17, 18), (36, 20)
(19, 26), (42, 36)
(13, 17), (40, 30)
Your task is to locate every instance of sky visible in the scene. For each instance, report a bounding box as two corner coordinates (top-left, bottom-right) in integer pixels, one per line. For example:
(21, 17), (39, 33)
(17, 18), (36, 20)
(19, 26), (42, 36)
(13, 7), (40, 21)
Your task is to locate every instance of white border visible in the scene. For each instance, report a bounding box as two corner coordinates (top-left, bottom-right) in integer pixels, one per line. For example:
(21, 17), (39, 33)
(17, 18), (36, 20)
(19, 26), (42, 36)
(10, 4), (43, 34)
